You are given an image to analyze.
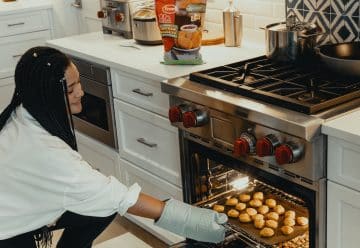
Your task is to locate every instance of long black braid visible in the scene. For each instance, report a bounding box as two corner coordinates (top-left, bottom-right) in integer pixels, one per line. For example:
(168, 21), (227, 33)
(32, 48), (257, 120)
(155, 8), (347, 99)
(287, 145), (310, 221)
(0, 46), (78, 247)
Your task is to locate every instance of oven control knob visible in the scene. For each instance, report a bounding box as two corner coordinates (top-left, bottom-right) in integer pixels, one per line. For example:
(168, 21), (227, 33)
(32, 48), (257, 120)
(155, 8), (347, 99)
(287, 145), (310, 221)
(275, 142), (302, 165)
(169, 106), (183, 123)
(233, 132), (256, 157)
(182, 110), (209, 128)
(256, 134), (280, 157)
(97, 10), (106, 19)
(115, 12), (124, 22)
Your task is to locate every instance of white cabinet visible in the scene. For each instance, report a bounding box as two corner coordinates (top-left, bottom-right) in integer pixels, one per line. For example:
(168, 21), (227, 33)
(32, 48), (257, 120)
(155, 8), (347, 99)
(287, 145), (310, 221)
(327, 181), (360, 248)
(0, 8), (53, 111)
(76, 131), (120, 178)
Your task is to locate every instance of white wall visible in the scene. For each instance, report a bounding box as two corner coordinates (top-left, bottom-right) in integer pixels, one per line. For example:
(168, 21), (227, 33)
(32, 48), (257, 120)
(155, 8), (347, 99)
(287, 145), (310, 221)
(205, 0), (285, 41)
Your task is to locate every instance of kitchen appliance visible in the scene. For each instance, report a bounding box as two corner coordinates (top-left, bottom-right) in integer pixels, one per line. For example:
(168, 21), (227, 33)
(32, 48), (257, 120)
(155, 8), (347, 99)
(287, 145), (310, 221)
(264, 15), (322, 62)
(162, 56), (360, 247)
(223, 0), (242, 47)
(70, 56), (118, 150)
(131, 1), (162, 45)
(97, 0), (135, 39)
(318, 41), (360, 78)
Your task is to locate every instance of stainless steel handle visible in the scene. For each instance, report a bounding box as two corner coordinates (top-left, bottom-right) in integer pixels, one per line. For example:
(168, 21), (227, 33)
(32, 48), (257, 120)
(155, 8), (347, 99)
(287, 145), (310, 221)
(132, 88), (153, 97)
(136, 138), (157, 148)
(8, 22), (25, 27)
(12, 54), (22, 58)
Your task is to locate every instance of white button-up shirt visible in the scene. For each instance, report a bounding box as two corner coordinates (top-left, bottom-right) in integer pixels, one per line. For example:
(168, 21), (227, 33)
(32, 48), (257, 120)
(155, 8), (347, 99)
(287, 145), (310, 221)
(0, 105), (141, 239)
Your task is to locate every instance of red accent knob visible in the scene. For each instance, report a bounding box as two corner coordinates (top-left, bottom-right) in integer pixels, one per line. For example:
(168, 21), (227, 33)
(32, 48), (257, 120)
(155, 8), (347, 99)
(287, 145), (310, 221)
(115, 12), (123, 22)
(183, 111), (197, 128)
(168, 106), (182, 123)
(97, 11), (105, 18)
(256, 138), (272, 157)
(275, 145), (293, 165)
(233, 138), (249, 157)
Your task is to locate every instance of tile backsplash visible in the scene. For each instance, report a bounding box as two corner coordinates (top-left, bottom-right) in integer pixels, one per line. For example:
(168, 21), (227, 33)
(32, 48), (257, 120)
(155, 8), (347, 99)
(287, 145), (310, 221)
(206, 0), (360, 45)
(287, 0), (360, 44)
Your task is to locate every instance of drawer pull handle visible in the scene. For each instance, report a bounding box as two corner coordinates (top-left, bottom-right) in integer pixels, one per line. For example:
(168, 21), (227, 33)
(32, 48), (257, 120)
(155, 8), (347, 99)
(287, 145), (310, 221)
(137, 138), (157, 148)
(132, 88), (153, 97)
(12, 54), (22, 58)
(8, 22), (25, 27)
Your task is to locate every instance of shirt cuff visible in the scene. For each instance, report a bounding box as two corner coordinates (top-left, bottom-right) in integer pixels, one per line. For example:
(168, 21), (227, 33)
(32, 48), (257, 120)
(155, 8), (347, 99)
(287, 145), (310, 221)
(117, 183), (141, 216)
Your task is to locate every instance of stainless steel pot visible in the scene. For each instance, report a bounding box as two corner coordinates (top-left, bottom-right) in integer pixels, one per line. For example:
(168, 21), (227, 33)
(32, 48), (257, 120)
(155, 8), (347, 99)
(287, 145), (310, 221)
(318, 42), (360, 78)
(132, 8), (162, 45)
(264, 20), (321, 62)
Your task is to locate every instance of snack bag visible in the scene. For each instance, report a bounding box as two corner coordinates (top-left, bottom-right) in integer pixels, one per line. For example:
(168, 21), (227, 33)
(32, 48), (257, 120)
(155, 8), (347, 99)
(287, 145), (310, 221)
(155, 0), (207, 65)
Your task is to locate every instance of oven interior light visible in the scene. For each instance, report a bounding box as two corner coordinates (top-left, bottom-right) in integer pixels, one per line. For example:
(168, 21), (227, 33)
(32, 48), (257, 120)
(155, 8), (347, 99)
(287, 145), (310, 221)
(230, 176), (249, 190)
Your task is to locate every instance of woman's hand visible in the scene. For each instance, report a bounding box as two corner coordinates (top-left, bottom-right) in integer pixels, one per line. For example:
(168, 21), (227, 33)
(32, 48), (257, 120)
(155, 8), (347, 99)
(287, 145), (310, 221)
(155, 199), (228, 243)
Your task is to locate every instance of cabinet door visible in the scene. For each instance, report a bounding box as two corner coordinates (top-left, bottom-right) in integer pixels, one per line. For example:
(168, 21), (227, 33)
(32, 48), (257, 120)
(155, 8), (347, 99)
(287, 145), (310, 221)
(0, 30), (51, 79)
(76, 131), (120, 178)
(327, 181), (360, 248)
(0, 77), (14, 112)
(114, 99), (182, 187)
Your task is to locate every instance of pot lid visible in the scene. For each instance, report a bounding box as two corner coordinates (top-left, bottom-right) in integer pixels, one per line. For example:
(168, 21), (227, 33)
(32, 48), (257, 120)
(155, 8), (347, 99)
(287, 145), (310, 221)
(266, 21), (318, 34)
(133, 8), (156, 19)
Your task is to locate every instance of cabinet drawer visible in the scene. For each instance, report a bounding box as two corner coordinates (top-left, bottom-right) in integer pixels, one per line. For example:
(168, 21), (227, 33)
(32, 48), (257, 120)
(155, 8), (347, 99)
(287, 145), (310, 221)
(112, 69), (169, 117)
(0, 30), (51, 79)
(119, 158), (182, 201)
(0, 10), (50, 38)
(114, 99), (181, 187)
(327, 181), (360, 248)
(0, 77), (14, 112)
(328, 136), (360, 191)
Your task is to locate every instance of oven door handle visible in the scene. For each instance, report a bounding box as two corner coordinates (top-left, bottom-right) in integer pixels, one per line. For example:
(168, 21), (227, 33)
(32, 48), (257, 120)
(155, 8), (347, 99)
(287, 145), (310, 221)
(136, 138), (157, 148)
(132, 88), (153, 97)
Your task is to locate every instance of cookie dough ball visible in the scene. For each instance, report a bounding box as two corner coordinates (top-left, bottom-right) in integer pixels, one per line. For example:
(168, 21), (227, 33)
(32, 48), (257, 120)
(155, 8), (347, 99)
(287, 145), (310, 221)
(265, 219), (278, 229)
(239, 213), (252, 223)
(285, 210), (296, 219)
(258, 205), (270, 215)
(225, 197), (238, 206)
(246, 207), (257, 216)
(274, 204), (285, 215)
(253, 192), (264, 201)
(254, 219), (265, 229)
(296, 216), (309, 226)
(213, 204), (225, 213)
(249, 199), (263, 208)
(281, 226), (294, 235)
(266, 212), (279, 221)
(252, 214), (264, 222)
(235, 202), (246, 211)
(239, 193), (251, 203)
(265, 198), (277, 208)
(227, 209), (240, 218)
(283, 217), (296, 226)
(260, 227), (275, 238)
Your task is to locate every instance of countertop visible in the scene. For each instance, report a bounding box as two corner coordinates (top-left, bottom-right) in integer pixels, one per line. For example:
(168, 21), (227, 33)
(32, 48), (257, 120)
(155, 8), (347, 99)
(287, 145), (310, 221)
(322, 108), (360, 146)
(0, 0), (52, 15)
(46, 31), (265, 82)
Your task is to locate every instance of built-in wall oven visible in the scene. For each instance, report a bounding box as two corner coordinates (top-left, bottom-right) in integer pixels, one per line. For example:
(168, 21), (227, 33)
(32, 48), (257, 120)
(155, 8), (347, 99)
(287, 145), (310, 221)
(70, 56), (118, 150)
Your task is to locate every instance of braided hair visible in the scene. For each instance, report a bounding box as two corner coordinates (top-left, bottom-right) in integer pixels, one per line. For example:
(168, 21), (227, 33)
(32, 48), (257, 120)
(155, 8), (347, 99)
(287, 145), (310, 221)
(0, 46), (77, 150)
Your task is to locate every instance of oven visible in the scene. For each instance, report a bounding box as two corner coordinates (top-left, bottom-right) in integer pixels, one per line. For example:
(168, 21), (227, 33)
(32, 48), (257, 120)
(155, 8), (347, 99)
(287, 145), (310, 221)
(70, 56), (118, 150)
(162, 56), (360, 248)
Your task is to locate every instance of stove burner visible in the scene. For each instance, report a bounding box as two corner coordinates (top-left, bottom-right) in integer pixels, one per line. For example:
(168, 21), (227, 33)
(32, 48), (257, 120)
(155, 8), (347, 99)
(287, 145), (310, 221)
(189, 56), (360, 114)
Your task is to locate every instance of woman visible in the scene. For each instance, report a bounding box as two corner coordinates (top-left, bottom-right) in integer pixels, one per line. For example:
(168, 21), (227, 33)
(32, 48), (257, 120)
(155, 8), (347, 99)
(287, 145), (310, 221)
(0, 47), (227, 248)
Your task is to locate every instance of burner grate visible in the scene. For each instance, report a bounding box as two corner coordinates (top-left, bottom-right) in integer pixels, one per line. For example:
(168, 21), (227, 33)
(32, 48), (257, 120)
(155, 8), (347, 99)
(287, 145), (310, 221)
(189, 56), (360, 114)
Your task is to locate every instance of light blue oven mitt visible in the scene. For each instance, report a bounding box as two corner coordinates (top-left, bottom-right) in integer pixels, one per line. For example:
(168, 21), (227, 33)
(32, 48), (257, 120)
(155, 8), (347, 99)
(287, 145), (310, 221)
(154, 199), (228, 243)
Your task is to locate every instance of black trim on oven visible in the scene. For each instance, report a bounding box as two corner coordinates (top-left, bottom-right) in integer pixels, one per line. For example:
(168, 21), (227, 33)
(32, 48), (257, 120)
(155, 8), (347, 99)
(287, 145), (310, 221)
(179, 135), (316, 248)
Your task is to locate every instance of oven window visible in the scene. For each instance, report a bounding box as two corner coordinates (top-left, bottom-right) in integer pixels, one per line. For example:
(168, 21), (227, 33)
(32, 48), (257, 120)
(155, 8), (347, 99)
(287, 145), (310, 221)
(74, 92), (109, 131)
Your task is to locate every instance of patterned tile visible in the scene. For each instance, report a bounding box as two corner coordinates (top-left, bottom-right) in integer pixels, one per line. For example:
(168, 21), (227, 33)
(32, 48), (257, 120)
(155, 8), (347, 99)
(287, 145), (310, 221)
(287, 0), (304, 10)
(330, 15), (360, 42)
(304, 11), (331, 44)
(317, 0), (331, 13)
(287, 8), (305, 21)
(331, 0), (359, 15)
(304, 0), (316, 11)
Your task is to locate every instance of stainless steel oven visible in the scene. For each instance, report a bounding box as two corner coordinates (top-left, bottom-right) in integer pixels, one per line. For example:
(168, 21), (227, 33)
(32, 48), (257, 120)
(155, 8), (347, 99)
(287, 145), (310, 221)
(70, 56), (118, 150)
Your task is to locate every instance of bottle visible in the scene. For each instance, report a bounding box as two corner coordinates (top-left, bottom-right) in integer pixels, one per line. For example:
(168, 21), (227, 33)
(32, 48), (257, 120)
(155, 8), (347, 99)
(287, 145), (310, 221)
(223, 0), (243, 47)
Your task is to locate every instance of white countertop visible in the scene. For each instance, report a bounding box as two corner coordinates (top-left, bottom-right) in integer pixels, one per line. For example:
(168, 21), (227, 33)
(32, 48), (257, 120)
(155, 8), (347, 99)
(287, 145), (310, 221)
(322, 108), (360, 146)
(46, 32), (265, 81)
(0, 0), (52, 15)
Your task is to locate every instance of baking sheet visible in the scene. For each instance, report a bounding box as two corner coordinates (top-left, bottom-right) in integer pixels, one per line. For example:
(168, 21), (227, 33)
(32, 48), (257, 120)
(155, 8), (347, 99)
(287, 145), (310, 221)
(202, 186), (309, 246)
